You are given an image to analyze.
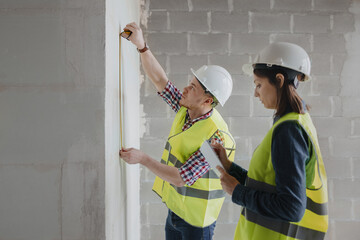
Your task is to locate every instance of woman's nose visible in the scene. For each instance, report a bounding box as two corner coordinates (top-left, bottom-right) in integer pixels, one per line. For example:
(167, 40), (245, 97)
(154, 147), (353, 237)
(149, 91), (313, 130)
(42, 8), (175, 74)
(254, 89), (258, 97)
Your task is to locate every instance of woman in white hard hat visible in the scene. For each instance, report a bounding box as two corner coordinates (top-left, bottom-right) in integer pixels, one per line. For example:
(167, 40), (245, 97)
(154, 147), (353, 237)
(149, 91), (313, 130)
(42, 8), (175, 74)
(212, 42), (328, 240)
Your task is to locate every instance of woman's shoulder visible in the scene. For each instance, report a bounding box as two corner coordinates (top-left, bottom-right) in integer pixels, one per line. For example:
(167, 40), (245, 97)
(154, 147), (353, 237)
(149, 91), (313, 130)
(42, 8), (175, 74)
(273, 119), (304, 138)
(272, 119), (309, 147)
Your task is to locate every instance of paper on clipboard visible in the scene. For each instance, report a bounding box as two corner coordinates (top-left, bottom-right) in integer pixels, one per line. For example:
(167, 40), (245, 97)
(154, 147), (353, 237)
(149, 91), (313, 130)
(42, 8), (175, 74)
(200, 140), (222, 177)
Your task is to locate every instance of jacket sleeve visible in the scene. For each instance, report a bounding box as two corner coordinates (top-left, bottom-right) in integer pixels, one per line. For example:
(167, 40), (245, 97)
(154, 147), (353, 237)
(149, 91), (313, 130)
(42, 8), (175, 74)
(228, 162), (248, 185)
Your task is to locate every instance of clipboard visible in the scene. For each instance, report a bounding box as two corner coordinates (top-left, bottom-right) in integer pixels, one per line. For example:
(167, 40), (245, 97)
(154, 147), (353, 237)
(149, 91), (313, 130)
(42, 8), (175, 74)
(200, 140), (223, 177)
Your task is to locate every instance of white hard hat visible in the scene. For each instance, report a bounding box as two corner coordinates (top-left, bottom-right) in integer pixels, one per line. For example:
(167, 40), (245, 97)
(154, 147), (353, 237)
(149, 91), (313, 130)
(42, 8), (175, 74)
(242, 42), (311, 81)
(191, 65), (233, 106)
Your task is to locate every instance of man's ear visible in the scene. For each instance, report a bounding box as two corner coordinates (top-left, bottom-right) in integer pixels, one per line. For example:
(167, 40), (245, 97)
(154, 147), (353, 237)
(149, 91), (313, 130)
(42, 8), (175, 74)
(204, 96), (214, 106)
(275, 73), (285, 88)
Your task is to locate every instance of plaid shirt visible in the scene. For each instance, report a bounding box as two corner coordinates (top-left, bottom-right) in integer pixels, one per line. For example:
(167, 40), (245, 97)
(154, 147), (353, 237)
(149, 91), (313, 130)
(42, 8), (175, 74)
(158, 81), (224, 186)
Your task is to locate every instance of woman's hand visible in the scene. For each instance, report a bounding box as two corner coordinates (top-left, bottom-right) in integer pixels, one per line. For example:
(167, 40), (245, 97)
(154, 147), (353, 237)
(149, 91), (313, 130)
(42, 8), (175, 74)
(217, 166), (239, 195)
(123, 22), (146, 50)
(119, 147), (148, 165)
(211, 139), (232, 171)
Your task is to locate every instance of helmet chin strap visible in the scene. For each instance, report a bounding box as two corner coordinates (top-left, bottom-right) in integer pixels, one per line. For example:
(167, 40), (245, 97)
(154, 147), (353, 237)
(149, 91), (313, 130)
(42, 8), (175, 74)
(291, 76), (299, 89)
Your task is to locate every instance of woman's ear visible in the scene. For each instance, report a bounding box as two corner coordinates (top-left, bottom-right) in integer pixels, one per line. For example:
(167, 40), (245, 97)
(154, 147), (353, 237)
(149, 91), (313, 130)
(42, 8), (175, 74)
(275, 73), (285, 88)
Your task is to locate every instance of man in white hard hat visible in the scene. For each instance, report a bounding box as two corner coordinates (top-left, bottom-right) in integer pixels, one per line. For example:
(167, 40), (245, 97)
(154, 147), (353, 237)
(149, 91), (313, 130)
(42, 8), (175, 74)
(119, 22), (236, 239)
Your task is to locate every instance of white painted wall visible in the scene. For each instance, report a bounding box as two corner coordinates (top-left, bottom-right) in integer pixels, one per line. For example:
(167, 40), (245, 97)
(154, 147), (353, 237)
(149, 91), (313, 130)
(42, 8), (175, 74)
(105, 0), (140, 239)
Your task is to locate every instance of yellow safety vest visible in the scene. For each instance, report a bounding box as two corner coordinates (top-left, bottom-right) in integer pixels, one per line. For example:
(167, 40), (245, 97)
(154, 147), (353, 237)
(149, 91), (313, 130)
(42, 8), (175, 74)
(152, 106), (236, 227)
(235, 112), (328, 240)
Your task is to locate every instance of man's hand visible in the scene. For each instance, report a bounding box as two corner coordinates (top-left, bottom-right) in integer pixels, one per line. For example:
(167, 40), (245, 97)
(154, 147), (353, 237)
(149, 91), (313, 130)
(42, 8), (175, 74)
(124, 22), (146, 50)
(119, 147), (148, 165)
(120, 148), (185, 187)
(216, 166), (239, 195)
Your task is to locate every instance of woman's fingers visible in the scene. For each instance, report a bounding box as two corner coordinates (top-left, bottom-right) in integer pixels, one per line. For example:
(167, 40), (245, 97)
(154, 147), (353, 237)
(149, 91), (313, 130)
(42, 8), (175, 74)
(216, 165), (226, 175)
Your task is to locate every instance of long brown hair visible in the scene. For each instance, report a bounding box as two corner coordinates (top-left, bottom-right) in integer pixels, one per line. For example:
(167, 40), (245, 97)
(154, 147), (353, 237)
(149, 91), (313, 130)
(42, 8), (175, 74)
(254, 68), (309, 117)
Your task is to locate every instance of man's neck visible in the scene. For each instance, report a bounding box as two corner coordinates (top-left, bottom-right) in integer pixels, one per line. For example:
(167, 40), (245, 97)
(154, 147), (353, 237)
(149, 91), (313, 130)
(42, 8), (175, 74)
(187, 106), (213, 120)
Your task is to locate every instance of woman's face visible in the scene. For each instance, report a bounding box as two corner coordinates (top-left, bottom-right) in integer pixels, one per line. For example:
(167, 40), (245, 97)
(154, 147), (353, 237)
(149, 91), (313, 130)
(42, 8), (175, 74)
(253, 75), (278, 109)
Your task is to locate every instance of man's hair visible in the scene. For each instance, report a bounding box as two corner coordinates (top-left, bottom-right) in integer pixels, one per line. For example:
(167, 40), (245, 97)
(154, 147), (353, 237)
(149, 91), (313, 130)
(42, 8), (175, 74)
(198, 80), (219, 108)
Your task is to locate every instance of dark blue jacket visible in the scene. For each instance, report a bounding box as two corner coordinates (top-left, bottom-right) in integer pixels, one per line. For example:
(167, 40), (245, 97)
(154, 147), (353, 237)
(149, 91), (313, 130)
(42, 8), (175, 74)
(230, 111), (311, 222)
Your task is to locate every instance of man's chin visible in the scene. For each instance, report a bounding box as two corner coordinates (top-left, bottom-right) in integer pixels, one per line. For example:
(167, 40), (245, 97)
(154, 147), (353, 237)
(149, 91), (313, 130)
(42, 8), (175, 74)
(179, 99), (186, 108)
(180, 103), (189, 108)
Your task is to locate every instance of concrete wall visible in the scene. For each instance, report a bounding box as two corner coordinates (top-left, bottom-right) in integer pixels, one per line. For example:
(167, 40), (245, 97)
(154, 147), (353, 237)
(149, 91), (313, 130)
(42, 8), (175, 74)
(0, 1), (105, 239)
(139, 0), (360, 239)
(0, 0), (140, 239)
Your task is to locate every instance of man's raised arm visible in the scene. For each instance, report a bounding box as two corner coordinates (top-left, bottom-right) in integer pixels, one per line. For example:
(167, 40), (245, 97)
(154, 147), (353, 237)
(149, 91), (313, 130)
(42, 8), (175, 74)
(124, 22), (168, 92)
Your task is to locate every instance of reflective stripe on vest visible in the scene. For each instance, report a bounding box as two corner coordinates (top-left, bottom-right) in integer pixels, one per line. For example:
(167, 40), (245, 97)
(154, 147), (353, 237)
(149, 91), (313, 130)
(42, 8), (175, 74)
(241, 208), (326, 240)
(171, 183), (226, 200)
(161, 142), (220, 179)
(152, 107), (235, 227)
(235, 112), (328, 240)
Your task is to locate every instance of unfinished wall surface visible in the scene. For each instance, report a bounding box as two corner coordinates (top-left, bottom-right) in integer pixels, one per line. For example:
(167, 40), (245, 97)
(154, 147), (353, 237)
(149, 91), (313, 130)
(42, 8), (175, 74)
(105, 0), (140, 239)
(139, 0), (360, 239)
(0, 0), (140, 239)
(0, 1), (106, 239)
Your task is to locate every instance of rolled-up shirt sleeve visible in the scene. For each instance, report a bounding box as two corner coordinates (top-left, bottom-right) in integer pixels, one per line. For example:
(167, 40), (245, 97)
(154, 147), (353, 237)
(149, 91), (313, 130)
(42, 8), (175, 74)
(158, 81), (182, 113)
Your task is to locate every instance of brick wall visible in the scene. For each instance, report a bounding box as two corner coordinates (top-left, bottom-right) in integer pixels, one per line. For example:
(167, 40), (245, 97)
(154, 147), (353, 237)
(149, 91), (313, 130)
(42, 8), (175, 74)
(139, 0), (360, 239)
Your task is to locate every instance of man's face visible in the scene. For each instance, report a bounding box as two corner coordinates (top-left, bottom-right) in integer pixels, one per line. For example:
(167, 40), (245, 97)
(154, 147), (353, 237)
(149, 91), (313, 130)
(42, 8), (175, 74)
(179, 77), (212, 109)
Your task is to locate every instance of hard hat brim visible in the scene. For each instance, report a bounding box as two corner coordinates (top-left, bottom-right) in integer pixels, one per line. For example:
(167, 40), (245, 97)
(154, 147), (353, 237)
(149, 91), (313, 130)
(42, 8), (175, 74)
(190, 68), (199, 81)
(190, 68), (204, 88)
(191, 67), (210, 91)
